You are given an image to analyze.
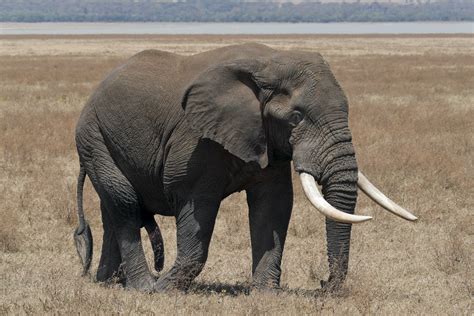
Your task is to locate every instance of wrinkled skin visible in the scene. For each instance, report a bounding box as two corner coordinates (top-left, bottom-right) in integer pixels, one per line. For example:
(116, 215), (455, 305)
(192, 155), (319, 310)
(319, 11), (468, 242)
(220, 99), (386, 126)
(75, 43), (358, 292)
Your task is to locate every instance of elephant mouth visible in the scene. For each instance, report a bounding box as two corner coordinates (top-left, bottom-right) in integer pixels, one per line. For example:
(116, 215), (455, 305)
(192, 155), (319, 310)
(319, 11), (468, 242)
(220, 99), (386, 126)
(298, 171), (418, 224)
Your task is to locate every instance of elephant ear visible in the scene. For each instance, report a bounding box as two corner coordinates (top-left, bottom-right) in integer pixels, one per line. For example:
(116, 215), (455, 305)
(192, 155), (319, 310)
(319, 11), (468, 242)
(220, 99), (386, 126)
(182, 59), (269, 168)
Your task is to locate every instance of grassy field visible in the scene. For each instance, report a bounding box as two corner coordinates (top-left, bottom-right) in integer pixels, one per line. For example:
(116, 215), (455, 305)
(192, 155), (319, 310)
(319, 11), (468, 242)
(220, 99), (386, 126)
(0, 34), (472, 314)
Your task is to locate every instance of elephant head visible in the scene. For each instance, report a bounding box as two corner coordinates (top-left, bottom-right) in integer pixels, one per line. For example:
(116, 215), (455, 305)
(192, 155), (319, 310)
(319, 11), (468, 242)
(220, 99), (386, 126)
(182, 52), (417, 288)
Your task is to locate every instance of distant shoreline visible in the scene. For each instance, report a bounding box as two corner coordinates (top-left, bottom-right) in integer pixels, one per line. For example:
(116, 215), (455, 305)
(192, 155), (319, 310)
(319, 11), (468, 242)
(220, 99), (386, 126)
(2, 34), (472, 44)
(1, 22), (473, 35)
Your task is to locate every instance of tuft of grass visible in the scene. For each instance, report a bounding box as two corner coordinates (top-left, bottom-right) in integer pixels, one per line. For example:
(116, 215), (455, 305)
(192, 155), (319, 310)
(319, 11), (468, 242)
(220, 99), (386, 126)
(0, 211), (20, 253)
(433, 223), (472, 276)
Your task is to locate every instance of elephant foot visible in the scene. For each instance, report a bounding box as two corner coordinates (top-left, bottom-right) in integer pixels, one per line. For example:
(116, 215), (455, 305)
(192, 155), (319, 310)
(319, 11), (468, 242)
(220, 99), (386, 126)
(320, 277), (344, 292)
(153, 273), (190, 292)
(250, 278), (280, 291)
(250, 284), (282, 296)
(153, 263), (205, 292)
(97, 270), (126, 287)
(124, 274), (156, 293)
(251, 271), (281, 292)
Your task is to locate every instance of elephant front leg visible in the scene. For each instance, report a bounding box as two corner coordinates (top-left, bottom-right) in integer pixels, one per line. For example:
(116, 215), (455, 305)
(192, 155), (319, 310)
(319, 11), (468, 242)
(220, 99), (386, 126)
(246, 162), (293, 289)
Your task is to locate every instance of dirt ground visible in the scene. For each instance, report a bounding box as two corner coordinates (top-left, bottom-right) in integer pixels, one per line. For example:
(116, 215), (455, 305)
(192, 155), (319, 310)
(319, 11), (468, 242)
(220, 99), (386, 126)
(0, 34), (472, 314)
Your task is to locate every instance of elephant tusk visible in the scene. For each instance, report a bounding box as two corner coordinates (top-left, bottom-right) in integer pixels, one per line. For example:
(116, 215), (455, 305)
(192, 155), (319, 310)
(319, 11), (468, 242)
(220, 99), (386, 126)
(357, 171), (418, 221)
(299, 173), (372, 224)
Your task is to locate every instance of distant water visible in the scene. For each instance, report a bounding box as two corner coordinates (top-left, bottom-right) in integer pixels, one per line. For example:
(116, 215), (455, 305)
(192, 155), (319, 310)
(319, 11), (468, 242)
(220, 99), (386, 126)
(1, 22), (473, 35)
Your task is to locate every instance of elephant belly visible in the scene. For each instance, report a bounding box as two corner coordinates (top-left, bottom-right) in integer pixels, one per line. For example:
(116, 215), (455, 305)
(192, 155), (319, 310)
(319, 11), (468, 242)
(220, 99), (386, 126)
(138, 185), (175, 217)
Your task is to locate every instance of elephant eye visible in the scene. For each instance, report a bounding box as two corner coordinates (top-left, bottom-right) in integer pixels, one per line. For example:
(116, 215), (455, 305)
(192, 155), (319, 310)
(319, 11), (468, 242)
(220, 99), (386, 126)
(289, 111), (303, 127)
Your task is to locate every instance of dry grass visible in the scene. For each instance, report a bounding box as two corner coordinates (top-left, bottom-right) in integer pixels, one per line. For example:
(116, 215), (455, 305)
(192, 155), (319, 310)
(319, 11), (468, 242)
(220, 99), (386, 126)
(0, 34), (473, 314)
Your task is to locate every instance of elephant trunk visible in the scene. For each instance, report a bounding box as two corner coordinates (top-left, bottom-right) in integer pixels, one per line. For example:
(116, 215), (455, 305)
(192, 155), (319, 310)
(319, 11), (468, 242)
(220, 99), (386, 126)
(320, 143), (358, 288)
(322, 174), (358, 288)
(295, 136), (360, 289)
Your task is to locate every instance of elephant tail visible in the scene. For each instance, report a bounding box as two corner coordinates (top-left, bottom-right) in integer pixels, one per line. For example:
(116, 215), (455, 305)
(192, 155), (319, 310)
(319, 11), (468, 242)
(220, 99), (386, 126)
(73, 164), (93, 276)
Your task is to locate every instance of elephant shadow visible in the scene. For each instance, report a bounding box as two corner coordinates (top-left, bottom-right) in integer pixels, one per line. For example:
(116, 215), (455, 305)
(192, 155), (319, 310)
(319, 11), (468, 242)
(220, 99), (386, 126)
(187, 282), (251, 297)
(187, 282), (341, 298)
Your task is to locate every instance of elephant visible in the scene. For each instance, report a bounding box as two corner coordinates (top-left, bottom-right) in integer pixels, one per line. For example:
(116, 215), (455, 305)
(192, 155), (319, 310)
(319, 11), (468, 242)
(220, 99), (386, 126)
(73, 43), (417, 292)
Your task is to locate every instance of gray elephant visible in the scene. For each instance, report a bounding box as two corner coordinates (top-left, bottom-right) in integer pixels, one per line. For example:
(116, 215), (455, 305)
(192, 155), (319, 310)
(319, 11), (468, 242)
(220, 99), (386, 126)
(73, 43), (417, 292)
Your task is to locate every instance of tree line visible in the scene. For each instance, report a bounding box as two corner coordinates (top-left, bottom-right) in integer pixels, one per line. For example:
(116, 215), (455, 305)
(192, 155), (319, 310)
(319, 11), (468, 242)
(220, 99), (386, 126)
(1, 0), (472, 23)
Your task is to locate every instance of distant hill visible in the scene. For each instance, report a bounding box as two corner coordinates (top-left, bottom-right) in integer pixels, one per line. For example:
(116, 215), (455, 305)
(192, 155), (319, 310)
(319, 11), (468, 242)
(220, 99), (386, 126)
(1, 0), (472, 23)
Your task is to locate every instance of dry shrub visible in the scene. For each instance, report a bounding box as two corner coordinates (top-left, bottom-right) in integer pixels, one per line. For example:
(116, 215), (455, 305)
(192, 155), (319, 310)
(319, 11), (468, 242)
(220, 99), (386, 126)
(48, 181), (77, 226)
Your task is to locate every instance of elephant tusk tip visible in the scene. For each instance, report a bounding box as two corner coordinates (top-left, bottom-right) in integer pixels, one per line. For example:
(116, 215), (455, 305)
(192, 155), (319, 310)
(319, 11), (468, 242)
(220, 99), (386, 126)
(358, 215), (373, 223)
(395, 208), (418, 221)
(337, 213), (373, 224)
(357, 172), (419, 222)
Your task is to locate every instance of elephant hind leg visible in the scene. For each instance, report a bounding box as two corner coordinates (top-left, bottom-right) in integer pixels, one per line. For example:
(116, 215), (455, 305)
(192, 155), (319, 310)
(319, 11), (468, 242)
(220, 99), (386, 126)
(143, 215), (165, 272)
(96, 202), (123, 284)
(82, 141), (155, 292)
(155, 197), (220, 291)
